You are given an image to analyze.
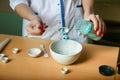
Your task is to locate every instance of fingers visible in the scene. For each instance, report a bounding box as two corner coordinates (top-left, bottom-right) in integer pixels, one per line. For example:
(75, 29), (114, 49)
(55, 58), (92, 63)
(95, 15), (102, 36)
(26, 22), (48, 35)
(26, 25), (43, 35)
(87, 14), (106, 37)
(37, 22), (48, 32)
(43, 23), (48, 28)
(95, 15), (106, 36)
(89, 15), (99, 32)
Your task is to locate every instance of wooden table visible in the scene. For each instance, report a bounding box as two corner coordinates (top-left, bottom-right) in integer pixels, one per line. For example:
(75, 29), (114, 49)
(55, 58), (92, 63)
(0, 34), (119, 80)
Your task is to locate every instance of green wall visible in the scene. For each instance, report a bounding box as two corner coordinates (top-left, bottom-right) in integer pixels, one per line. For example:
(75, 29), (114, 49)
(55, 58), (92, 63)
(0, 12), (22, 36)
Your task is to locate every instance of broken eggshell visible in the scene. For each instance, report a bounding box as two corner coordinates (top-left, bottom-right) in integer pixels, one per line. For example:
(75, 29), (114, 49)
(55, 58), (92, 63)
(1, 57), (9, 63)
(61, 67), (69, 74)
(12, 48), (20, 54)
(0, 53), (5, 59)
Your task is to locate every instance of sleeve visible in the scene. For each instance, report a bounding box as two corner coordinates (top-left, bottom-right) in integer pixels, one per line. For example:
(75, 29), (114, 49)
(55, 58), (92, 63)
(9, 0), (29, 10)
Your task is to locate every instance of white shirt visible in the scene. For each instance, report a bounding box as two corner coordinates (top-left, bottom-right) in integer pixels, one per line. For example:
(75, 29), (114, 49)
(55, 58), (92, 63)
(9, 0), (89, 43)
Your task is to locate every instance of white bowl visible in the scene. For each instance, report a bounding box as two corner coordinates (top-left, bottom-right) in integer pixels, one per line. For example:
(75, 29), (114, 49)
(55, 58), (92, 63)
(49, 40), (82, 65)
(28, 48), (41, 57)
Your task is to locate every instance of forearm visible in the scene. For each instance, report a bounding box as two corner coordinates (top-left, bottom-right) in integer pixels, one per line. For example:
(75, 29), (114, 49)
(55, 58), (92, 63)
(15, 3), (39, 21)
(82, 0), (106, 36)
(82, 0), (94, 18)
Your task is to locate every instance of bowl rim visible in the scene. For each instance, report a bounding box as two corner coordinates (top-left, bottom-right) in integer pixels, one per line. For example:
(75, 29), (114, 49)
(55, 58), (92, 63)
(49, 40), (83, 56)
(28, 48), (41, 57)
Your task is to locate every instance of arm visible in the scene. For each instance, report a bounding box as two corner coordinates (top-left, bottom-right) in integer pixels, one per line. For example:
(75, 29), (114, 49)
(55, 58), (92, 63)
(82, 0), (106, 36)
(15, 3), (39, 21)
(82, 0), (94, 18)
(11, 2), (47, 35)
(15, 4), (45, 35)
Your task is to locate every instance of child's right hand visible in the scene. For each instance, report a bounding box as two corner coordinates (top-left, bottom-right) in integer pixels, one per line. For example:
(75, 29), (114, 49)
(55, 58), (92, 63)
(84, 14), (106, 37)
(26, 16), (48, 35)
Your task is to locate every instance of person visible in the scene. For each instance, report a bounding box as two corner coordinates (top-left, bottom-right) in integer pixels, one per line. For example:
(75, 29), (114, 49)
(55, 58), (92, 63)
(9, 0), (106, 43)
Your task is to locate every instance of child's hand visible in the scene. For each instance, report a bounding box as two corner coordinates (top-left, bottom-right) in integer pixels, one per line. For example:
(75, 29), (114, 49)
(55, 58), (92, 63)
(84, 14), (106, 36)
(26, 16), (48, 35)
